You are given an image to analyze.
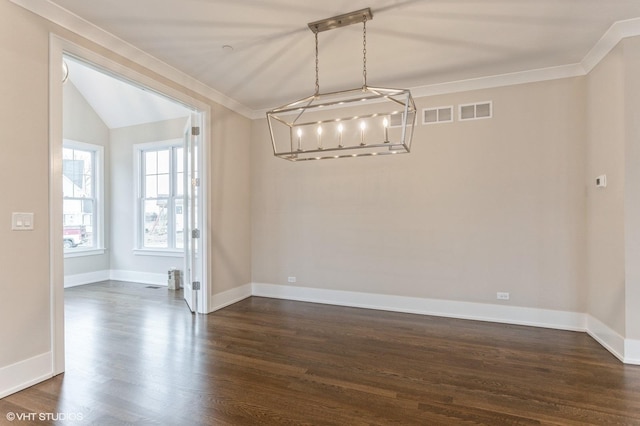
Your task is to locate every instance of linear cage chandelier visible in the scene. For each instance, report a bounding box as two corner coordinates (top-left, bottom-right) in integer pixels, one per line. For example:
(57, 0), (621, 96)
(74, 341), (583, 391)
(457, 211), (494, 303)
(267, 8), (416, 161)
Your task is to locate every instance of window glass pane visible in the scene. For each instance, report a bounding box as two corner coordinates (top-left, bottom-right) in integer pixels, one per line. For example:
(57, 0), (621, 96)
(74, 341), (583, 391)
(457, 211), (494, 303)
(144, 199), (168, 248)
(145, 175), (157, 198)
(157, 149), (170, 174)
(145, 151), (157, 175)
(63, 148), (94, 198)
(63, 198), (93, 249)
(74, 149), (93, 197)
(175, 198), (184, 249)
(63, 145), (98, 252)
(157, 174), (170, 197)
(139, 145), (184, 251)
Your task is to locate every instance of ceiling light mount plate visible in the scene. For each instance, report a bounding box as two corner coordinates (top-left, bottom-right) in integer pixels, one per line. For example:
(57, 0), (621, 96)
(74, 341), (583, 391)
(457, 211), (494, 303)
(308, 8), (373, 33)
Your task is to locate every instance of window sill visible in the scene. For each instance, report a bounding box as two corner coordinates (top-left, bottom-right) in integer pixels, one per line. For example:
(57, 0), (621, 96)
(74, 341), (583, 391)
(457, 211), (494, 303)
(133, 249), (184, 258)
(64, 248), (106, 259)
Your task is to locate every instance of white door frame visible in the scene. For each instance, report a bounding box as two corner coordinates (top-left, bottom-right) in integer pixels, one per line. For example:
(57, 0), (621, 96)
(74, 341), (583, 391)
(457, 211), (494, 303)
(49, 34), (210, 375)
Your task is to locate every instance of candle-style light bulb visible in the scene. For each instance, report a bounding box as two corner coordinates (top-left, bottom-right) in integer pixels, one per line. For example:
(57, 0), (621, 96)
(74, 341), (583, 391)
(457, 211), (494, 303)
(317, 125), (323, 149)
(383, 117), (389, 142)
(360, 121), (366, 146)
(297, 128), (302, 151)
(338, 123), (344, 148)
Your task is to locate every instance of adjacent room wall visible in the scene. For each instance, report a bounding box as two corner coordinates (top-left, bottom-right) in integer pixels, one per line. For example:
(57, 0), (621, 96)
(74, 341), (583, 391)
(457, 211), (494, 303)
(251, 77), (588, 313)
(63, 80), (111, 277)
(110, 117), (188, 282)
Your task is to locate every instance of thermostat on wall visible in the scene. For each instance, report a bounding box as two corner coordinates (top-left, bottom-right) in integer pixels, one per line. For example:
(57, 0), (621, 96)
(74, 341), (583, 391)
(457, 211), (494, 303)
(596, 175), (607, 188)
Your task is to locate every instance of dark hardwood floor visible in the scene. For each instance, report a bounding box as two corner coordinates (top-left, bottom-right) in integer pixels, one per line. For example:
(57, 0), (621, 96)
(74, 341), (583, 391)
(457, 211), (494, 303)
(2, 280), (640, 425)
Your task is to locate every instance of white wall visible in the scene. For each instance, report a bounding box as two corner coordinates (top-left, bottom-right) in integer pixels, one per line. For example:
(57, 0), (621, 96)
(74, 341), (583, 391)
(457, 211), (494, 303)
(63, 80), (111, 277)
(251, 77), (587, 313)
(109, 117), (187, 280)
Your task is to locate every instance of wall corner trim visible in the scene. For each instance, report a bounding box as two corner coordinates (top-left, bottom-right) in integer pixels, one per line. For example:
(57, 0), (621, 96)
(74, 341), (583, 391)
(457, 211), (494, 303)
(0, 352), (53, 399)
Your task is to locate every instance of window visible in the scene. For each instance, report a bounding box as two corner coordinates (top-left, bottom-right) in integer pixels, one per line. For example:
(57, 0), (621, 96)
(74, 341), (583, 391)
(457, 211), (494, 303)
(136, 141), (184, 253)
(63, 141), (104, 254)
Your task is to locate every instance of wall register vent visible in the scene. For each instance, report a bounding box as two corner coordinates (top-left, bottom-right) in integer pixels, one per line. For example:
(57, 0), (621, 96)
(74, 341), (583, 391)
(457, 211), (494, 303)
(423, 106), (453, 125)
(459, 101), (492, 121)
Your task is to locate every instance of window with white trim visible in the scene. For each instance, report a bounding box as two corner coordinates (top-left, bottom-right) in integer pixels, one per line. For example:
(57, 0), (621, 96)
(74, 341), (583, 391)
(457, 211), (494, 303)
(63, 141), (104, 254)
(136, 141), (184, 252)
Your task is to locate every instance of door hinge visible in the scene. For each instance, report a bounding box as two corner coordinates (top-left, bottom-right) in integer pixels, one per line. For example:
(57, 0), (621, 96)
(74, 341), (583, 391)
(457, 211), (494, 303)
(191, 177), (200, 187)
(191, 229), (200, 239)
(192, 126), (200, 136)
(192, 281), (201, 290)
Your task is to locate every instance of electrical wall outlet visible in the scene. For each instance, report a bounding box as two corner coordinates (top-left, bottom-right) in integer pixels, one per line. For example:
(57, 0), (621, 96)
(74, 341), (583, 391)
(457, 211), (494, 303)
(287, 276), (297, 283)
(497, 292), (510, 300)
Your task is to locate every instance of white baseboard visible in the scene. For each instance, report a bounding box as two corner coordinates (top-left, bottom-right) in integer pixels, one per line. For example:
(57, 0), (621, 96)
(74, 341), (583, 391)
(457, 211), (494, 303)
(64, 269), (167, 287)
(208, 283), (252, 313)
(64, 270), (110, 288)
(251, 283), (586, 332)
(109, 270), (167, 286)
(0, 352), (52, 399)
(251, 283), (640, 365)
(624, 338), (640, 365)
(585, 315), (626, 362)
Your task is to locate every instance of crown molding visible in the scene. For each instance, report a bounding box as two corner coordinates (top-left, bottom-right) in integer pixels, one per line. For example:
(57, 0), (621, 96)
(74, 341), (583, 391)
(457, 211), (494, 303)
(406, 63), (586, 99)
(582, 17), (640, 73)
(9, 0), (254, 119)
(10, 0), (640, 120)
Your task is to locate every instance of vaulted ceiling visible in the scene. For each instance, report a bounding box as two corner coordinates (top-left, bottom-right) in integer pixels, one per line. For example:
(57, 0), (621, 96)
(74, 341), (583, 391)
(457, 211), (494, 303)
(36, 0), (640, 111)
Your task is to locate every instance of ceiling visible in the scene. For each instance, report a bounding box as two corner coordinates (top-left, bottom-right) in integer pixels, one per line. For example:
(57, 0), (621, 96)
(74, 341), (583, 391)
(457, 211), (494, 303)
(47, 0), (640, 112)
(65, 56), (192, 129)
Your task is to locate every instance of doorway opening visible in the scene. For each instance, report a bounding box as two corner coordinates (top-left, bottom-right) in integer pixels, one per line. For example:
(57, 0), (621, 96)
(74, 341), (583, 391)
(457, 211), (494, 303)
(50, 35), (210, 375)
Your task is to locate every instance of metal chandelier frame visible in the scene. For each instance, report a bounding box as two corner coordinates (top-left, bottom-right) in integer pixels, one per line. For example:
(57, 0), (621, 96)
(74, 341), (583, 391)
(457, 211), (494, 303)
(266, 8), (417, 162)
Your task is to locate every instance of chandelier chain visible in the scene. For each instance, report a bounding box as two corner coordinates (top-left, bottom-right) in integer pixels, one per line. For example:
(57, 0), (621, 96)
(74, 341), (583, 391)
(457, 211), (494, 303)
(315, 29), (320, 95)
(362, 15), (367, 88)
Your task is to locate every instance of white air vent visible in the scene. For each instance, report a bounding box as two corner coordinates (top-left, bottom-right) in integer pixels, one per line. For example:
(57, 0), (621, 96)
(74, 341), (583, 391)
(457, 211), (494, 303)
(422, 106), (453, 125)
(459, 101), (492, 121)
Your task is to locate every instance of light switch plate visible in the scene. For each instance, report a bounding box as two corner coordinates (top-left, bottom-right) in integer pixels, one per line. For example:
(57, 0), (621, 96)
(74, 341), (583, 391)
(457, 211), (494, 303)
(12, 212), (34, 230)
